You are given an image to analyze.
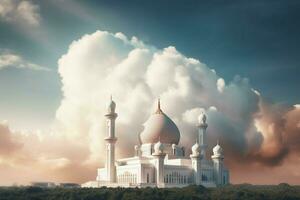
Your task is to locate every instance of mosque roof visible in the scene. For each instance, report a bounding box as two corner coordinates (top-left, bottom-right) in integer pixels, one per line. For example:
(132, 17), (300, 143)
(139, 99), (180, 145)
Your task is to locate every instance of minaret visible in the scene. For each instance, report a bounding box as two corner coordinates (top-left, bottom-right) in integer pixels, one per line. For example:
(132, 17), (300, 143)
(197, 112), (208, 160)
(190, 140), (201, 185)
(105, 95), (118, 183)
(211, 141), (224, 186)
(152, 139), (166, 187)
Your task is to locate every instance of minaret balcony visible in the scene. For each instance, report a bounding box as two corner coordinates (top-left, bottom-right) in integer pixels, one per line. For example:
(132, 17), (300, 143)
(105, 137), (118, 143)
(105, 113), (118, 119)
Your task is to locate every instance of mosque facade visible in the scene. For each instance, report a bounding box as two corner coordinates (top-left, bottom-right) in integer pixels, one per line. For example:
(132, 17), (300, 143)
(82, 98), (229, 188)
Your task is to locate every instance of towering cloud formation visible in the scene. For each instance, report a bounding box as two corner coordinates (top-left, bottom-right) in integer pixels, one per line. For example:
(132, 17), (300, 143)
(0, 30), (299, 185)
(56, 30), (300, 177)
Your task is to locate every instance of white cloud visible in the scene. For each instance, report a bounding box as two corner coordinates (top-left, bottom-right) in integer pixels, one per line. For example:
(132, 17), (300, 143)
(0, 0), (40, 26)
(0, 52), (50, 71)
(217, 78), (225, 93)
(56, 30), (263, 164)
(56, 30), (300, 170)
(182, 108), (205, 125)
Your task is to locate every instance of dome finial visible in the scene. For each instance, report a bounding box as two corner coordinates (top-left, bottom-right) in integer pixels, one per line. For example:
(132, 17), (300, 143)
(155, 98), (163, 114)
(158, 98), (161, 110)
(110, 94), (113, 101)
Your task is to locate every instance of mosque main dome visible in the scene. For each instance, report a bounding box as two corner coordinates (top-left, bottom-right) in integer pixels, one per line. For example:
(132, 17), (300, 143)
(139, 100), (180, 145)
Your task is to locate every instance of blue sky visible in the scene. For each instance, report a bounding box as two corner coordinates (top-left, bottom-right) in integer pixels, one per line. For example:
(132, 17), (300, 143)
(0, 0), (299, 129)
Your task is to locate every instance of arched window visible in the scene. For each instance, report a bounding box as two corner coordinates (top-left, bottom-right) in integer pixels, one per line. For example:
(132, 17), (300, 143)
(167, 174), (169, 183)
(166, 174), (168, 183)
(202, 174), (208, 181)
(147, 173), (150, 183)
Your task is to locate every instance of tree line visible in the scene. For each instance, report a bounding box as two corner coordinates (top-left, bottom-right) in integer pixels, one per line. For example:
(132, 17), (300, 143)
(0, 183), (299, 200)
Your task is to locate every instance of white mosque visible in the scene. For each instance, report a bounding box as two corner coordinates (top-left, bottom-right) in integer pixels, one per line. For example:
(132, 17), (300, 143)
(82, 98), (229, 188)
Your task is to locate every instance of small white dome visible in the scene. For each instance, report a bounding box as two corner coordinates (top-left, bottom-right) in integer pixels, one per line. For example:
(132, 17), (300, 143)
(154, 141), (164, 154)
(198, 112), (207, 124)
(191, 142), (200, 156)
(172, 144), (176, 149)
(134, 145), (139, 151)
(213, 143), (223, 156)
(107, 96), (116, 113)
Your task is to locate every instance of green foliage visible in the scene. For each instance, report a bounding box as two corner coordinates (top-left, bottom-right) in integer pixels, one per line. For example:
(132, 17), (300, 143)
(0, 184), (300, 200)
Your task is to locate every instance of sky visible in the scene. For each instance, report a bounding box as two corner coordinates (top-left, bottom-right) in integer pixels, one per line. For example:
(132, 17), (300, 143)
(0, 0), (300, 185)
